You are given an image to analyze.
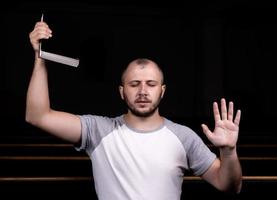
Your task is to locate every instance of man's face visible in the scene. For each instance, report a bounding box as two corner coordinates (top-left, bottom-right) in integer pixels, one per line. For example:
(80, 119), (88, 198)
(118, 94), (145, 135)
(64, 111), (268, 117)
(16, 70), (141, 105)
(119, 62), (166, 117)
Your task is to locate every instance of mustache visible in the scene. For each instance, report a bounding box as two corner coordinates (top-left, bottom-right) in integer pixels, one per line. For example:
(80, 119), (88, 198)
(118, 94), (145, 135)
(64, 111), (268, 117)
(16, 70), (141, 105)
(135, 97), (152, 103)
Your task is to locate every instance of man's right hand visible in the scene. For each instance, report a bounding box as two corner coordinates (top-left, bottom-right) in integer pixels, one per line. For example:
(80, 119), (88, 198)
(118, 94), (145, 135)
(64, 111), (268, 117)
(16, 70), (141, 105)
(29, 21), (52, 52)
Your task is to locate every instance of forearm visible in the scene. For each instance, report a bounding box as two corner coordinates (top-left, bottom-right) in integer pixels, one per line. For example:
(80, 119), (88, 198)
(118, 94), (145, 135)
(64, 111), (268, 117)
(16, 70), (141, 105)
(25, 52), (51, 125)
(218, 147), (242, 193)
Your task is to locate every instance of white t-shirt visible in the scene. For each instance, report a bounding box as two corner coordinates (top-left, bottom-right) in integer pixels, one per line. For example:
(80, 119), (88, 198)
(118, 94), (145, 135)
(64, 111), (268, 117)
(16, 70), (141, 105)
(76, 115), (216, 200)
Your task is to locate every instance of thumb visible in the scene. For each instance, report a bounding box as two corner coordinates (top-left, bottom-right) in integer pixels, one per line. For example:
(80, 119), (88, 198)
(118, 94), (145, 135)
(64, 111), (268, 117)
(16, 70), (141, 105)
(201, 124), (213, 141)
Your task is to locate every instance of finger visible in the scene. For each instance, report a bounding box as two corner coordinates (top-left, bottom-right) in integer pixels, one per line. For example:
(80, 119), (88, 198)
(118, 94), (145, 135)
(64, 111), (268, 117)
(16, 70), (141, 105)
(201, 124), (213, 141)
(234, 109), (241, 126)
(228, 101), (234, 121)
(29, 31), (50, 46)
(34, 22), (52, 35)
(221, 98), (227, 120)
(34, 21), (50, 29)
(34, 21), (42, 29)
(33, 27), (52, 40)
(213, 102), (221, 122)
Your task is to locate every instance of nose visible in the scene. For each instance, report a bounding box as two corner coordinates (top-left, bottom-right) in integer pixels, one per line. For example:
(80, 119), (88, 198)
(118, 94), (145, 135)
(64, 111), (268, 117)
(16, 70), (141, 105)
(138, 83), (148, 96)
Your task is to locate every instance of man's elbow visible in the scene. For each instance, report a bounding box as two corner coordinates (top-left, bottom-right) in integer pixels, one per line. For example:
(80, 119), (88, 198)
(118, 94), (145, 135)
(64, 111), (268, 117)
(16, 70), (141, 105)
(235, 180), (242, 194)
(220, 178), (242, 194)
(25, 110), (33, 123)
(25, 110), (43, 127)
(25, 113), (37, 126)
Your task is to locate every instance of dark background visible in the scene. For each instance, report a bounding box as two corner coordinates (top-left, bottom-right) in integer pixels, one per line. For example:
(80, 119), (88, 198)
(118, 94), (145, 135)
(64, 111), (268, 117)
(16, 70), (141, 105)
(1, 1), (277, 199)
(2, 1), (277, 143)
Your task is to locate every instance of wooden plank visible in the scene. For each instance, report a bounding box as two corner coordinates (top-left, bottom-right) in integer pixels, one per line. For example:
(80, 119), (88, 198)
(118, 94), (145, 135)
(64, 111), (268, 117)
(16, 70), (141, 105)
(1, 176), (277, 182)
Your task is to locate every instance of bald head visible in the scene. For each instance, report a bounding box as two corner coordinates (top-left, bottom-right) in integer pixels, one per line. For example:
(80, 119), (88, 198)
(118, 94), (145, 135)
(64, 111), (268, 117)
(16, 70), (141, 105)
(121, 58), (164, 85)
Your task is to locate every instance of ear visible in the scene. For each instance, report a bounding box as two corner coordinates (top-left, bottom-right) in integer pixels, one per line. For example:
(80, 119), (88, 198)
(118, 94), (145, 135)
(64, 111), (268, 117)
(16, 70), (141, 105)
(161, 84), (166, 98)
(119, 85), (124, 100)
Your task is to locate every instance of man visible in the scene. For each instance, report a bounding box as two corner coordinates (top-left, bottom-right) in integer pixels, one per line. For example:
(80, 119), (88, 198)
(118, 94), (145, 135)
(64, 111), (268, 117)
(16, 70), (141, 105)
(26, 20), (242, 200)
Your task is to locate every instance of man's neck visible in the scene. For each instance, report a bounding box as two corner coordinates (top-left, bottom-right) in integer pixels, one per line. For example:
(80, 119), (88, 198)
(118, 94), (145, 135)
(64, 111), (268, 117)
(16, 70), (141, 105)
(123, 111), (164, 132)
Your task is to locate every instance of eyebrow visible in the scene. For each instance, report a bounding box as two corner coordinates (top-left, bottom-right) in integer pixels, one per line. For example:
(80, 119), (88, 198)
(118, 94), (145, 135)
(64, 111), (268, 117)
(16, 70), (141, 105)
(127, 80), (160, 84)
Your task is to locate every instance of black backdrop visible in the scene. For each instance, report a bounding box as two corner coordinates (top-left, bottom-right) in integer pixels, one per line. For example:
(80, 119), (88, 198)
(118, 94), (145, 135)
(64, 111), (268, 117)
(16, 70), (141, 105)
(1, 1), (277, 143)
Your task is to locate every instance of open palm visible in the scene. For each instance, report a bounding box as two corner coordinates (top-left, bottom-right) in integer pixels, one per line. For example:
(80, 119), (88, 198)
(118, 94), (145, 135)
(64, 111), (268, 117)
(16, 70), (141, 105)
(201, 98), (241, 148)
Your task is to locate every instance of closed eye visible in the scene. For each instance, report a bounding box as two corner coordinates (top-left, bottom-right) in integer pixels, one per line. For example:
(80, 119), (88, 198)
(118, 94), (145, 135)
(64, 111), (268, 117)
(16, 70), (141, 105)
(147, 81), (159, 87)
(128, 81), (140, 87)
(127, 80), (159, 87)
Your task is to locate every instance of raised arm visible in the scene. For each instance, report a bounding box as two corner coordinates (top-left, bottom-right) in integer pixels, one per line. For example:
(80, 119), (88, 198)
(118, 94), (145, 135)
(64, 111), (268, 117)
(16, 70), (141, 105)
(25, 20), (81, 144)
(200, 98), (242, 193)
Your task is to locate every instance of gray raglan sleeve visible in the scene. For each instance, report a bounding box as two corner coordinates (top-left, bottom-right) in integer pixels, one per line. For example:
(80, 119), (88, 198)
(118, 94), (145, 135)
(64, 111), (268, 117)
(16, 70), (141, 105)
(167, 121), (216, 176)
(75, 115), (115, 154)
(185, 131), (217, 176)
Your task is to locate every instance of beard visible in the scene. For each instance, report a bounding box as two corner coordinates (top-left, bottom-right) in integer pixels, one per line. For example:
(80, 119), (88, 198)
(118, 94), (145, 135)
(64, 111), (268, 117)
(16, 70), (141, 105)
(123, 92), (163, 118)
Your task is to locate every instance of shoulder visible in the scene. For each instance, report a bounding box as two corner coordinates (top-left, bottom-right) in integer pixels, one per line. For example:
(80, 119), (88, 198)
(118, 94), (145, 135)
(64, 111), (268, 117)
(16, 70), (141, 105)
(80, 114), (123, 123)
(164, 118), (196, 137)
(164, 118), (204, 149)
(79, 114), (124, 130)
